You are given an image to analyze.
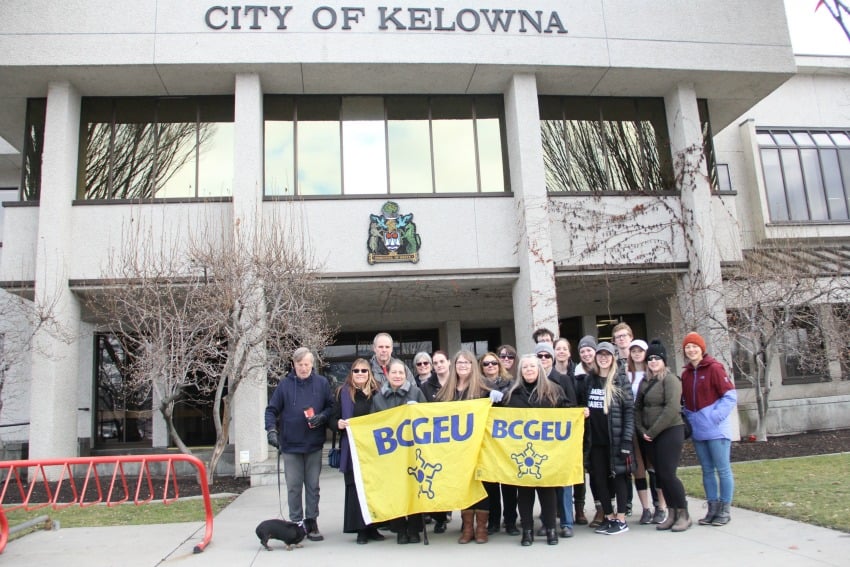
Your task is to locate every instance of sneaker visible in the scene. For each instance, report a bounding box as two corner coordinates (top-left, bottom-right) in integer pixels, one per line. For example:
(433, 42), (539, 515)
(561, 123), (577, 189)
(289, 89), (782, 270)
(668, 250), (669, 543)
(625, 503), (633, 517)
(594, 519), (612, 534)
(559, 525), (574, 538)
(433, 521), (447, 534)
(639, 509), (653, 525)
(651, 507), (668, 525)
(536, 526), (547, 536)
(604, 519), (629, 535)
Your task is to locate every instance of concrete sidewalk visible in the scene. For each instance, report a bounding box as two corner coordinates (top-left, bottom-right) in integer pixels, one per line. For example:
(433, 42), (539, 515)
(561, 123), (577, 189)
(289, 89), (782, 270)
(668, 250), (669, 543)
(3, 466), (847, 566)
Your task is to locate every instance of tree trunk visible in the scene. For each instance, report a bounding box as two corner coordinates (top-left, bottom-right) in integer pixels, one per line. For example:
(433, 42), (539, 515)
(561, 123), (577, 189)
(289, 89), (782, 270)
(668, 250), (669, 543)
(207, 395), (232, 484)
(162, 401), (192, 455)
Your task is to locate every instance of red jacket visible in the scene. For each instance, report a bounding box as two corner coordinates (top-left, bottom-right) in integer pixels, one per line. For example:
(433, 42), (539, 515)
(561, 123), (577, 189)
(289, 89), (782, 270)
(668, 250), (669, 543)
(681, 354), (734, 412)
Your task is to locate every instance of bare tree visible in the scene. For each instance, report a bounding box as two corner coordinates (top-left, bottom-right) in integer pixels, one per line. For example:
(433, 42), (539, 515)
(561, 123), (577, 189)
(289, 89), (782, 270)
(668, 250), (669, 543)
(89, 209), (334, 482)
(0, 289), (69, 430)
(89, 220), (220, 453)
(695, 243), (849, 441)
(189, 213), (335, 480)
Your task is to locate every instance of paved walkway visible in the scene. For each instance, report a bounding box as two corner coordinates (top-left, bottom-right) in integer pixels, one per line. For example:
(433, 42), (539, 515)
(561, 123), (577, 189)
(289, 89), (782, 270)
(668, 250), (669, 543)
(3, 467), (847, 566)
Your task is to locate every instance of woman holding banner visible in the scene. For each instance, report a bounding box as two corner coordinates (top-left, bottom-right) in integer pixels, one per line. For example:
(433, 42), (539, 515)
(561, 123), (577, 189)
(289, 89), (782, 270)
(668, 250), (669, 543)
(371, 359), (427, 544)
(479, 352), (514, 536)
(332, 359), (384, 544)
(503, 353), (568, 546)
(585, 341), (635, 536)
(436, 350), (493, 544)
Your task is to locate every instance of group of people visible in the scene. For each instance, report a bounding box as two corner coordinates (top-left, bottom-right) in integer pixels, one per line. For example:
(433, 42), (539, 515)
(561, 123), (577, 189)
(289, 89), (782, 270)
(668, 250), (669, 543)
(263, 326), (737, 546)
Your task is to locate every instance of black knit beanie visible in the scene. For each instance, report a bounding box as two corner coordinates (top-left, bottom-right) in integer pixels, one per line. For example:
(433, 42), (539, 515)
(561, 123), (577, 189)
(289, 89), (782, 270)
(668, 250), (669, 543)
(645, 339), (667, 364)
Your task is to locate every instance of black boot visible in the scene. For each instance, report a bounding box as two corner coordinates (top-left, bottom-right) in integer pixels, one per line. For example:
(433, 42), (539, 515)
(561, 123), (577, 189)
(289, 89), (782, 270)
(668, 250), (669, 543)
(699, 501), (720, 526)
(546, 528), (558, 545)
(711, 502), (731, 526)
(521, 529), (534, 546)
(505, 522), (520, 535)
(305, 519), (324, 541)
(356, 530), (368, 544)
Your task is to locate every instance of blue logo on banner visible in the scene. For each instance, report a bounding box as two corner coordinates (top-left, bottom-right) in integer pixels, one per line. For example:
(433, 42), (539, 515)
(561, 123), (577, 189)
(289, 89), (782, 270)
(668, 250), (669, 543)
(407, 448), (442, 499)
(511, 442), (548, 479)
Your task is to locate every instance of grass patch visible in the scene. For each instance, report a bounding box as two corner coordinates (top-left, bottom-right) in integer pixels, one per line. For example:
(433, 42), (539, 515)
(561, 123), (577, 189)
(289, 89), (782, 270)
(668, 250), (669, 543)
(679, 453), (850, 533)
(3, 496), (236, 541)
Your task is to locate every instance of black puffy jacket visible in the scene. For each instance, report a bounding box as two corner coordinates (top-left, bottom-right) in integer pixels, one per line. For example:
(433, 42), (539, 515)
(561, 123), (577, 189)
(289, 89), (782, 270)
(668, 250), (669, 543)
(584, 367), (635, 475)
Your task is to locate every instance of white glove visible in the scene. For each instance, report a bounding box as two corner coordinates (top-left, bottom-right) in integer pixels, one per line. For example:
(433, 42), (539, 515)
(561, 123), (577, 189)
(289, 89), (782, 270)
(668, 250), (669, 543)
(489, 389), (504, 403)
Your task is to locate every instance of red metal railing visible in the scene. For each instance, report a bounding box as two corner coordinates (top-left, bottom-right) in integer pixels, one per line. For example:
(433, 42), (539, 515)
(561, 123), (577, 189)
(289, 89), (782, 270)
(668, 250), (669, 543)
(0, 454), (214, 554)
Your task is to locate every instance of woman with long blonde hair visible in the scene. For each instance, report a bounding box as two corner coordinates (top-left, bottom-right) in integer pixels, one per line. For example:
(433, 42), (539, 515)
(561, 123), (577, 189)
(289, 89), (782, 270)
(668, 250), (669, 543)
(585, 342), (634, 536)
(435, 350), (492, 543)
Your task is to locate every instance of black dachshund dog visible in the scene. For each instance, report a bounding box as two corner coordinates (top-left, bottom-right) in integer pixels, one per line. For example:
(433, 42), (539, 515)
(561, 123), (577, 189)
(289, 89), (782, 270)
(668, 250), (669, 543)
(255, 519), (308, 551)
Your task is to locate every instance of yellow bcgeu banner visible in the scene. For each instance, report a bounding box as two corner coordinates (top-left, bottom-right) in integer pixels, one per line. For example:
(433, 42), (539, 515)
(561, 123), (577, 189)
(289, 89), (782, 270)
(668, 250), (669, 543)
(476, 407), (585, 487)
(346, 398), (490, 524)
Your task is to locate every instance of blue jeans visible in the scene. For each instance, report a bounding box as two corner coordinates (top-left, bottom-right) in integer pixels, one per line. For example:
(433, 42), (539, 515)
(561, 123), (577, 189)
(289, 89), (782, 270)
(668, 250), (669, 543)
(557, 485), (574, 527)
(693, 438), (734, 504)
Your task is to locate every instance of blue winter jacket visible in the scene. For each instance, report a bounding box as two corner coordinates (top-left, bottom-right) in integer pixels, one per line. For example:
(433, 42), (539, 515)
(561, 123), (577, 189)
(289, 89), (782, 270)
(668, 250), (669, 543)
(264, 370), (333, 453)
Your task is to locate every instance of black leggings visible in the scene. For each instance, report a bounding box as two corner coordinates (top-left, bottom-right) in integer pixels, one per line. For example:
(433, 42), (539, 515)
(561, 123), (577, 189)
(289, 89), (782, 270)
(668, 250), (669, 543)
(644, 425), (687, 509)
(517, 486), (557, 530)
(589, 445), (628, 515)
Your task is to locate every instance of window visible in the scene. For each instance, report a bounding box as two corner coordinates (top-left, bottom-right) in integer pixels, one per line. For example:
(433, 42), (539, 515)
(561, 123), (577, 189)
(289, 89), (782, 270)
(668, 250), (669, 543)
(94, 334), (152, 447)
(264, 95), (508, 196)
(594, 313), (647, 343)
(540, 97), (674, 192)
(21, 98), (46, 201)
(779, 307), (829, 385)
(758, 128), (850, 222)
(78, 97), (234, 200)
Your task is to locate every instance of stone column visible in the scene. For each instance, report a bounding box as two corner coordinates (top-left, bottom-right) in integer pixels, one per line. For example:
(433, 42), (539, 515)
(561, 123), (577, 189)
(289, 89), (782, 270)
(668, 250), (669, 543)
(28, 81), (82, 463)
(665, 82), (731, 365)
(231, 73), (268, 470)
(503, 74), (559, 354)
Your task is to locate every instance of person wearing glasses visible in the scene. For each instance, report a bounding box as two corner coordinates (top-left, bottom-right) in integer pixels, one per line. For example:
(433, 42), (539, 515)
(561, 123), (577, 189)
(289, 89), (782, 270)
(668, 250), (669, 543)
(371, 358), (427, 544)
(635, 340), (690, 532)
(532, 327), (555, 345)
(497, 344), (518, 378)
(412, 351), (434, 388)
(585, 341), (634, 536)
(332, 359), (385, 544)
(419, 349), (453, 533)
(611, 323), (634, 368)
(534, 342), (577, 538)
(500, 353), (569, 546)
(436, 350), (493, 543)
(627, 339), (667, 525)
(479, 352), (513, 535)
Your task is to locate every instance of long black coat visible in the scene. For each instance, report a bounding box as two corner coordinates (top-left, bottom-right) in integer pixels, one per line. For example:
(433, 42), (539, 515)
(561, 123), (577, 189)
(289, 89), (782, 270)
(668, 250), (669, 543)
(584, 368), (634, 475)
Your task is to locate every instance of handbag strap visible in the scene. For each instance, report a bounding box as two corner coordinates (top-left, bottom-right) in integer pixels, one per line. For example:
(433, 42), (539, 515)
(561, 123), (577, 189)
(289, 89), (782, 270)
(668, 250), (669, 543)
(331, 429), (338, 449)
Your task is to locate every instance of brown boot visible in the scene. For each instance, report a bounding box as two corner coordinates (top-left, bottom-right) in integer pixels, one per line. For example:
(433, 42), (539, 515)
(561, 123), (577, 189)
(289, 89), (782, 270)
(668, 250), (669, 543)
(671, 508), (692, 532)
(656, 507), (676, 530)
(589, 504), (605, 528)
(458, 510), (475, 544)
(474, 510), (489, 543)
(575, 504), (588, 525)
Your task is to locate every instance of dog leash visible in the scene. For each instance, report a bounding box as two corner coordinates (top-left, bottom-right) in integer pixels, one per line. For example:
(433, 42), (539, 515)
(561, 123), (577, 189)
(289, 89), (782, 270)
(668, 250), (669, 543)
(276, 449), (286, 520)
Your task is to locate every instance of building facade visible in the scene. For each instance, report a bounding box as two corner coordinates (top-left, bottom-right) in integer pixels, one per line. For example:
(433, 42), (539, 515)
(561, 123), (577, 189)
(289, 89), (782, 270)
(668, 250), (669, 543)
(1, 1), (847, 467)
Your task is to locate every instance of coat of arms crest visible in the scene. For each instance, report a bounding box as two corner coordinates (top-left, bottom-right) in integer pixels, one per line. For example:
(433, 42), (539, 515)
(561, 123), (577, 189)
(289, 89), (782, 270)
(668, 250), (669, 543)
(367, 201), (421, 264)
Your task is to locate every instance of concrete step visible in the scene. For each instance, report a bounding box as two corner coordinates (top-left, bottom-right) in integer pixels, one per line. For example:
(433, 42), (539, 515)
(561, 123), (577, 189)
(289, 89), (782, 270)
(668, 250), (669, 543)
(249, 448), (335, 487)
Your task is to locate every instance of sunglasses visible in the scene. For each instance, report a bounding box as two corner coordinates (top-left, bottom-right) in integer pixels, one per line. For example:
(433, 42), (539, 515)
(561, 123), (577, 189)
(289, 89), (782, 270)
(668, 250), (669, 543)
(499, 354), (515, 360)
(647, 355), (664, 362)
(481, 360), (499, 367)
(536, 353), (552, 359)
(415, 361), (431, 367)
(351, 368), (369, 374)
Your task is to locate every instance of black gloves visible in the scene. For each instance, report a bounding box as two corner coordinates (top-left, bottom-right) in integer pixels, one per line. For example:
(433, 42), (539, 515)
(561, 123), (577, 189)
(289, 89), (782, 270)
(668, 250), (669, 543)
(267, 430), (279, 448)
(307, 413), (327, 429)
